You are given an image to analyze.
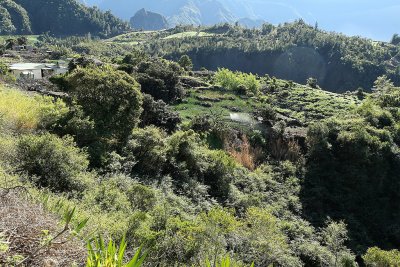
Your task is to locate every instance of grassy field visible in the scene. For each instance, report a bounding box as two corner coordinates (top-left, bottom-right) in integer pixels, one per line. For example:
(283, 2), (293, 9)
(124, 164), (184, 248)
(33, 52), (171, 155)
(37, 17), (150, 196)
(163, 31), (215, 39)
(174, 87), (261, 122)
(107, 30), (217, 45)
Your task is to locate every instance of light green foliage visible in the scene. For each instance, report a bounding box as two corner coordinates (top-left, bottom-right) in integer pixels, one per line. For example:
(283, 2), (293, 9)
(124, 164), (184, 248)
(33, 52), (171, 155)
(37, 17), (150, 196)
(363, 247), (400, 267)
(269, 81), (358, 124)
(357, 100), (394, 128)
(86, 235), (147, 267)
(0, 86), (68, 134)
(215, 68), (260, 94)
(0, 60), (14, 82)
(163, 31), (215, 39)
(321, 220), (354, 267)
(374, 75), (394, 94)
(240, 207), (301, 266)
(199, 208), (240, 259)
(205, 255), (254, 267)
(83, 177), (132, 214)
(0, 232), (9, 253)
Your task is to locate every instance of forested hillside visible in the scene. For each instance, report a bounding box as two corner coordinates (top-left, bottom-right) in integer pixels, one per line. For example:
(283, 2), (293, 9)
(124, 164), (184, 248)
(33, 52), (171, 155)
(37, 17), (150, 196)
(123, 22), (400, 92)
(0, 0), (130, 36)
(1, 7), (400, 265)
(2, 32), (400, 264)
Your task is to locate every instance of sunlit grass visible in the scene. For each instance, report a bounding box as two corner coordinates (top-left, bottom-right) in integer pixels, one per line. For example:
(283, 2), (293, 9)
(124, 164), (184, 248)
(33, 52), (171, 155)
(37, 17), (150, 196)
(163, 31), (215, 39)
(0, 86), (68, 133)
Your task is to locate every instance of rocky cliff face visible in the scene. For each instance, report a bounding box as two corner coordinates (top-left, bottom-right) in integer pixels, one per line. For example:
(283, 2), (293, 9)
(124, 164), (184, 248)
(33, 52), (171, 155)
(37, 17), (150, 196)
(130, 8), (169, 30)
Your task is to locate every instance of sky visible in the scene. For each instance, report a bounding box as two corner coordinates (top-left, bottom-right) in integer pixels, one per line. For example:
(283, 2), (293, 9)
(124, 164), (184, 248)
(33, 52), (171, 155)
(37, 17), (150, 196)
(221, 0), (400, 41)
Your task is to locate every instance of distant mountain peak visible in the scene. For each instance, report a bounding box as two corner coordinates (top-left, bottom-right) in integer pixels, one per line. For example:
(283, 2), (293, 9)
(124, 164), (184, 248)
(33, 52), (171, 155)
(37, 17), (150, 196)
(130, 8), (169, 30)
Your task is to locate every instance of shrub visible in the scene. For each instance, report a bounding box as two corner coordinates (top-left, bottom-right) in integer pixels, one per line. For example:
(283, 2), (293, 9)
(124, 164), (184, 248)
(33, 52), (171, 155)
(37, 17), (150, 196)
(178, 55), (193, 71)
(363, 247), (400, 267)
(16, 133), (91, 193)
(121, 126), (167, 177)
(139, 94), (181, 133)
(166, 130), (236, 199)
(65, 66), (143, 140)
(83, 177), (132, 213)
(0, 61), (15, 83)
(54, 66), (143, 166)
(306, 77), (318, 88)
(125, 183), (157, 212)
(68, 56), (102, 72)
(214, 68), (260, 95)
(136, 59), (184, 103)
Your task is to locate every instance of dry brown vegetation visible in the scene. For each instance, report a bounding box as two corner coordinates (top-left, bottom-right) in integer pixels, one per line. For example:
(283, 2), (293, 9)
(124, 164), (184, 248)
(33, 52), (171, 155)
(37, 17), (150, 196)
(225, 136), (263, 171)
(0, 188), (85, 267)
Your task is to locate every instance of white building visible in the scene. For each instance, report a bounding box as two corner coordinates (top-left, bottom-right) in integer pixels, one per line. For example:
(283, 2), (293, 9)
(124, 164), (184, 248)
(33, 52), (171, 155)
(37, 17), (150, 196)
(9, 63), (68, 80)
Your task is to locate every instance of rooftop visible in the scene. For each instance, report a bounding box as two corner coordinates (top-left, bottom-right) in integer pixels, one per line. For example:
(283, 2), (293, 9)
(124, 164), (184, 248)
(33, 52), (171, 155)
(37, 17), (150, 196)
(9, 63), (46, 70)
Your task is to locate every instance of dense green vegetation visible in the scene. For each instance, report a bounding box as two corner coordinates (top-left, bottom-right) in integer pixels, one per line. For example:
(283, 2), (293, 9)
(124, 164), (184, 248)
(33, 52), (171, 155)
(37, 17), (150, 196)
(1, 20), (400, 266)
(0, 0), (130, 36)
(106, 22), (400, 92)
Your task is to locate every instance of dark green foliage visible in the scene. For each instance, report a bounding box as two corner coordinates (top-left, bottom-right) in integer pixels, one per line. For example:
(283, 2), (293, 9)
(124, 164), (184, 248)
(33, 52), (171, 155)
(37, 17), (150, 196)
(0, 5), (16, 34)
(65, 67), (143, 139)
(178, 55), (193, 71)
(136, 59), (184, 103)
(11, 0), (130, 36)
(307, 77), (318, 89)
(68, 56), (102, 72)
(258, 104), (277, 124)
(53, 66), (143, 166)
(16, 133), (90, 193)
(140, 94), (181, 133)
(144, 21), (400, 92)
(303, 115), (400, 252)
(122, 126), (167, 177)
(165, 130), (236, 200)
(391, 33), (400, 46)
(117, 51), (148, 74)
(0, 0), (31, 34)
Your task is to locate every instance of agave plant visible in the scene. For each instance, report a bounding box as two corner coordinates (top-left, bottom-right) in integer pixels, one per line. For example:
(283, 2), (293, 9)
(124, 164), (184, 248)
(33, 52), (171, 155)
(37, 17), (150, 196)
(86, 235), (146, 267)
(205, 255), (255, 267)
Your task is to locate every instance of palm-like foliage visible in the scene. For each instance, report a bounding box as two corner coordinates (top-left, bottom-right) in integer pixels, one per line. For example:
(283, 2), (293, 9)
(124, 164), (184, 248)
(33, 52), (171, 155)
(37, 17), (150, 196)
(205, 256), (255, 267)
(86, 235), (147, 267)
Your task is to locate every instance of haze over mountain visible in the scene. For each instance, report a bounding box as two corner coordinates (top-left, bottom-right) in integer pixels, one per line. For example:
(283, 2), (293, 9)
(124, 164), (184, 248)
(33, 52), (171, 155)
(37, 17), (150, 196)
(83, 0), (399, 41)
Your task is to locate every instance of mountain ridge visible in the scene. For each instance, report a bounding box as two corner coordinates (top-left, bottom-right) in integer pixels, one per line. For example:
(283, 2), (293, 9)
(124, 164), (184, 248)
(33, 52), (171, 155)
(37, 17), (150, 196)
(83, 0), (399, 41)
(130, 8), (169, 30)
(0, 0), (129, 36)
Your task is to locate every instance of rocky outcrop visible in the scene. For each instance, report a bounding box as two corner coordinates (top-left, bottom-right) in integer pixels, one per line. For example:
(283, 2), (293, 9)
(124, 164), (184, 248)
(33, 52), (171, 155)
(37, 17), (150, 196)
(130, 8), (168, 31)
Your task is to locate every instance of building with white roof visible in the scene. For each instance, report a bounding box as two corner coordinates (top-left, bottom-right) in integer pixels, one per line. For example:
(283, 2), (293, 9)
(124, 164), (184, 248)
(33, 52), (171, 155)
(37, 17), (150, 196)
(9, 62), (68, 80)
